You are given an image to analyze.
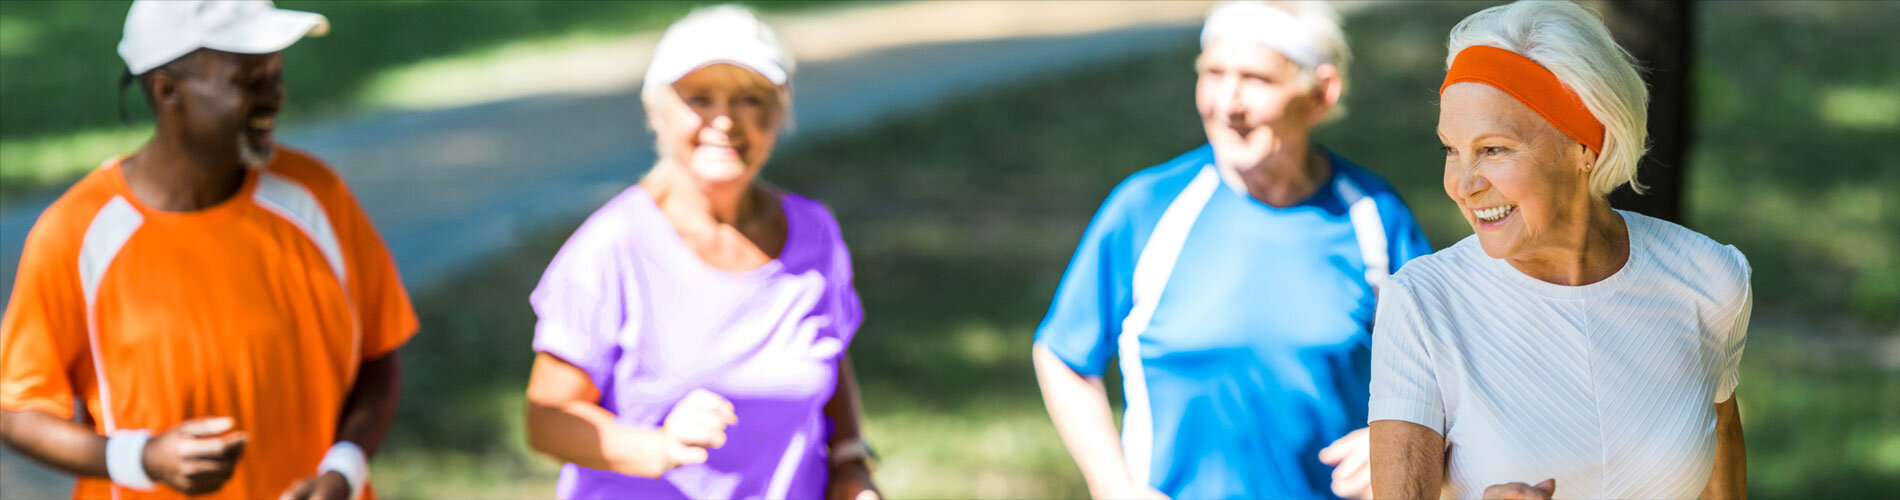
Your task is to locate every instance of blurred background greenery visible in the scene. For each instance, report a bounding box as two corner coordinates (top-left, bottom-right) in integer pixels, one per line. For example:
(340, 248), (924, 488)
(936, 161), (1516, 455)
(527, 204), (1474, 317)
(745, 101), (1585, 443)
(0, 0), (837, 196)
(3, 0), (1896, 498)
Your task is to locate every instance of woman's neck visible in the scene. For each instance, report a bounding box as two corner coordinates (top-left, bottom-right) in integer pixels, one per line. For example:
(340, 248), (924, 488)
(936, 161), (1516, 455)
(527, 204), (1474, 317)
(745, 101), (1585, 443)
(1507, 200), (1630, 286)
(642, 163), (754, 228)
(640, 161), (787, 270)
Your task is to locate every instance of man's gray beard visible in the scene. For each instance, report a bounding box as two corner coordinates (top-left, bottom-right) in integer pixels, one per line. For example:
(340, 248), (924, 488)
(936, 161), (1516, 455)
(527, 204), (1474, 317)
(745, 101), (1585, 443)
(238, 129), (274, 169)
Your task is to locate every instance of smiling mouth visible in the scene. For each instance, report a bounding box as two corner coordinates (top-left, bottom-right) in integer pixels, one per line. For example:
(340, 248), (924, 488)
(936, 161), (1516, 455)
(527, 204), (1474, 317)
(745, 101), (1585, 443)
(1475, 204), (1516, 223)
(699, 144), (744, 156)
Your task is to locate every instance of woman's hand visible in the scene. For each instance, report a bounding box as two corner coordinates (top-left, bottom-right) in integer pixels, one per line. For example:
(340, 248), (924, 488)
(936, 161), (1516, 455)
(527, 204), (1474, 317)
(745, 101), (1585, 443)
(826, 459), (880, 500)
(655, 389), (739, 469)
(1482, 479), (1555, 500)
(1319, 427), (1373, 499)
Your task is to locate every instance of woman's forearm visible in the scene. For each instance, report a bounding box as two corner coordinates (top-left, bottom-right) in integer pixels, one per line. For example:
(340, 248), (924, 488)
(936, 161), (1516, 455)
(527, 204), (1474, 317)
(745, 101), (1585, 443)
(1032, 344), (1139, 497)
(1370, 419), (1446, 500)
(1702, 398), (1746, 499)
(525, 399), (670, 476)
(823, 355), (867, 446)
(524, 353), (670, 477)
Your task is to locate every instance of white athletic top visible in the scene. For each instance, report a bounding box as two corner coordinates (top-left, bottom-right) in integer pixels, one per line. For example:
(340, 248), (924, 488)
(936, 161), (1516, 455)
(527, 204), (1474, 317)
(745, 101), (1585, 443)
(1369, 210), (1752, 499)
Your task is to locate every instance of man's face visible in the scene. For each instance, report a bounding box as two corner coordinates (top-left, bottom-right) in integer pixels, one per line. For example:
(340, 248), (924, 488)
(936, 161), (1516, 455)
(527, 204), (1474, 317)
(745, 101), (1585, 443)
(172, 50), (285, 168)
(1195, 38), (1322, 174)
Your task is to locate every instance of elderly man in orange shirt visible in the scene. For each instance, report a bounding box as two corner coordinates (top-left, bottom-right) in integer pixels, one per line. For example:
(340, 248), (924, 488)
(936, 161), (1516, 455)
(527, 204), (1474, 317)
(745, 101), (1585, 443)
(0, 2), (416, 499)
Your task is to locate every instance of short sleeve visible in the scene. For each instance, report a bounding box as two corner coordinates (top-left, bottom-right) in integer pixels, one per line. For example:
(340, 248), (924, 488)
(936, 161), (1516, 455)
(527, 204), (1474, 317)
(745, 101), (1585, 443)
(1368, 277), (1446, 433)
(0, 223), (89, 419)
(529, 219), (628, 391)
(1714, 267), (1753, 403)
(332, 187), (419, 361)
(830, 240), (864, 349)
(809, 200), (863, 347)
(1033, 199), (1135, 377)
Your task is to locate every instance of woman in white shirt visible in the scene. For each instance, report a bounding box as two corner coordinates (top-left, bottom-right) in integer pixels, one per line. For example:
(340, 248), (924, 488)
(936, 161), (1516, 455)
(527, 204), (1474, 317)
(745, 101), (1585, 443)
(1367, 2), (1749, 499)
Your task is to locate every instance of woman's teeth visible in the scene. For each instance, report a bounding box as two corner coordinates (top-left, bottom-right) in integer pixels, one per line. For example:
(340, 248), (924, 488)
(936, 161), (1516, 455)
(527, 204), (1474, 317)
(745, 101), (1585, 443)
(249, 116), (274, 130)
(1475, 204), (1516, 222)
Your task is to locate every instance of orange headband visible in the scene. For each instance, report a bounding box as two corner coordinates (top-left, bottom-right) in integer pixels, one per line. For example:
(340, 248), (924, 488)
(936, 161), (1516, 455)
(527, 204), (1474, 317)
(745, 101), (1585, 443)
(1441, 45), (1605, 154)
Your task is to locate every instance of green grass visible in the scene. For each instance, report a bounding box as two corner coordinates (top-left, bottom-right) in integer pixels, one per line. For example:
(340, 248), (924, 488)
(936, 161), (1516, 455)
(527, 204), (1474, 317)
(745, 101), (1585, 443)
(375, 1), (1897, 497)
(1686, 1), (1900, 325)
(1736, 317), (1900, 497)
(0, 0), (847, 197)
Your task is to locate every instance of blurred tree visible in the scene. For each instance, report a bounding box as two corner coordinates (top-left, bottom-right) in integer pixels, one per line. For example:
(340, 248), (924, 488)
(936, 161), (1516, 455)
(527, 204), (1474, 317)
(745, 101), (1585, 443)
(1593, 0), (1694, 223)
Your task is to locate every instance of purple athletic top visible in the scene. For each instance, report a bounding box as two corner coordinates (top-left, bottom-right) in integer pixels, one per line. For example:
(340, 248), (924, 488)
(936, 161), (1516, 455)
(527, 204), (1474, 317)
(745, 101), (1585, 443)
(531, 185), (862, 499)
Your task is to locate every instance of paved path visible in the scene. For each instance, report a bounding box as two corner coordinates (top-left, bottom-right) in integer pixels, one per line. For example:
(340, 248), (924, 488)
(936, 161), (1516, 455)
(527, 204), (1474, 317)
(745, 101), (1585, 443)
(0, 2), (1210, 496)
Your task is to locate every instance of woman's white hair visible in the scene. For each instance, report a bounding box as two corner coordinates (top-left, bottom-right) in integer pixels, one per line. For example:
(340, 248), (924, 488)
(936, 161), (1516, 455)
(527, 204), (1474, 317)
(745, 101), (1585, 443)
(1446, 0), (1649, 197)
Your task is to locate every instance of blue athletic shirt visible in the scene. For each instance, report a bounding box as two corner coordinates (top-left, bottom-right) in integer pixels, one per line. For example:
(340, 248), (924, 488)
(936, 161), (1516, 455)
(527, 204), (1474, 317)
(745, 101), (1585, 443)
(1035, 144), (1431, 499)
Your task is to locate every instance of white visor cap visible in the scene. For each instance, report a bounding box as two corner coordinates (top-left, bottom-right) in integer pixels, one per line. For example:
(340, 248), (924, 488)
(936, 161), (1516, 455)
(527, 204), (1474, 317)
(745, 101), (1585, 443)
(642, 5), (794, 96)
(119, 0), (329, 76)
(1200, 1), (1330, 69)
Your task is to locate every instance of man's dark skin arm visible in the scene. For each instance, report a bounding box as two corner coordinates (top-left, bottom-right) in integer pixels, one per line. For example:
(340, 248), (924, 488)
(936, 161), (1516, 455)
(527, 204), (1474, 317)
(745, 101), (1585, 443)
(0, 410), (249, 494)
(279, 351), (402, 500)
(0, 410), (109, 478)
(337, 351), (402, 456)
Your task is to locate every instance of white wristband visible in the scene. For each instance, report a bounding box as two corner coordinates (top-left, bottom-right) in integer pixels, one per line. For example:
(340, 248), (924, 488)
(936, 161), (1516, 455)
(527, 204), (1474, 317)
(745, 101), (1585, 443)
(318, 441), (369, 500)
(829, 437), (873, 467)
(106, 430), (158, 491)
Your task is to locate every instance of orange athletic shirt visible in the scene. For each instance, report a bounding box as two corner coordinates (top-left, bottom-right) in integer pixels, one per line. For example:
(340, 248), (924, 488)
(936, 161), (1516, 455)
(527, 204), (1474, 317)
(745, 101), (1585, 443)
(0, 146), (418, 499)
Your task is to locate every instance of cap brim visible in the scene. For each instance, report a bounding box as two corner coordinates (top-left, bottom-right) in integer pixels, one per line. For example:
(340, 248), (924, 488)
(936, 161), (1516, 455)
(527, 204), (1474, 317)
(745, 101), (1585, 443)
(203, 9), (329, 55)
(692, 58), (789, 87)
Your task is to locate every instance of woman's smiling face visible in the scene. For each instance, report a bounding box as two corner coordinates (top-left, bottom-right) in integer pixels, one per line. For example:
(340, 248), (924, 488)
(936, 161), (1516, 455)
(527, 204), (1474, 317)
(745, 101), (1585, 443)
(649, 63), (786, 187)
(1438, 82), (1598, 261)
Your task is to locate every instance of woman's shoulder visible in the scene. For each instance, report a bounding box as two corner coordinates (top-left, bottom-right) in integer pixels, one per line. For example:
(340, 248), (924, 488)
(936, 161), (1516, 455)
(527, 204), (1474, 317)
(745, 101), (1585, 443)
(1624, 210), (1752, 302)
(557, 185), (663, 257)
(1388, 235), (1488, 293)
(776, 189), (843, 243)
(775, 190), (857, 280)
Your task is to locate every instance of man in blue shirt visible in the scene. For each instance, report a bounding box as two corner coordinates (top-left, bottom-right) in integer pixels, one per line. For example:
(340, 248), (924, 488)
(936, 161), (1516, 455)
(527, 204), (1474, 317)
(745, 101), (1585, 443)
(1031, 2), (1431, 498)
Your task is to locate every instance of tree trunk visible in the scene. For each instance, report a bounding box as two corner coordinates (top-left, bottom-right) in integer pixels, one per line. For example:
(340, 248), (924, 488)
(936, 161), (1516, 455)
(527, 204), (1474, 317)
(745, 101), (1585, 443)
(1593, 0), (1695, 223)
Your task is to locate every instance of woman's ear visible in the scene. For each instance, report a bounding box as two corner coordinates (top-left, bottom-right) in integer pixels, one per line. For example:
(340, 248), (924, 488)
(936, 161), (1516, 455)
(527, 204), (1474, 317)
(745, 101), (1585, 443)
(641, 92), (664, 133)
(1577, 143), (1600, 173)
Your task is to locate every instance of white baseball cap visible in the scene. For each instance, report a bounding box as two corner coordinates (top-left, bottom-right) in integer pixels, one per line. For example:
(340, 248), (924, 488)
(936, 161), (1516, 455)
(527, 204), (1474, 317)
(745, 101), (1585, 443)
(641, 5), (794, 96)
(119, 0), (330, 75)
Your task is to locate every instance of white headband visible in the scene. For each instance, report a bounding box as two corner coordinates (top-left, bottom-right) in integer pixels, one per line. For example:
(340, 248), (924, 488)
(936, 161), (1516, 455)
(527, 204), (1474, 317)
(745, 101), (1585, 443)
(1199, 1), (1329, 69)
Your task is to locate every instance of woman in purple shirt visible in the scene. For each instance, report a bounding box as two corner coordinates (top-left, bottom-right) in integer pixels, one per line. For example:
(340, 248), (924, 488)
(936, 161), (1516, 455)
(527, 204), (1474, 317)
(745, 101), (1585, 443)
(522, 6), (878, 500)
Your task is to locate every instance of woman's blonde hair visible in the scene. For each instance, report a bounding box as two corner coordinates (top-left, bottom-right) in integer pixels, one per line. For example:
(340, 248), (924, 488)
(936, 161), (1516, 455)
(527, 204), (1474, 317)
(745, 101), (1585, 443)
(1445, 0), (1649, 197)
